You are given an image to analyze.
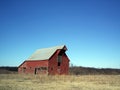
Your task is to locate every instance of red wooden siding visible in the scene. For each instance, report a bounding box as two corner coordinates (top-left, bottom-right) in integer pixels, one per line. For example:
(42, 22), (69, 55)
(18, 60), (48, 74)
(48, 50), (69, 75)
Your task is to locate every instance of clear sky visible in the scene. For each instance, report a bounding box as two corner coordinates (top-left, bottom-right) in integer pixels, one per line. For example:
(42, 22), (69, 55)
(0, 0), (120, 68)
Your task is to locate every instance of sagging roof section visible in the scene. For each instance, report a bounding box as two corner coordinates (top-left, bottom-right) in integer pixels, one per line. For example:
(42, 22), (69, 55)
(27, 45), (67, 61)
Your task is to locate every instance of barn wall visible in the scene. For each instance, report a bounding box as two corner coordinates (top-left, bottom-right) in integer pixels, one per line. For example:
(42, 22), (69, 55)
(48, 50), (69, 75)
(18, 60), (48, 74)
(48, 50), (58, 75)
(61, 53), (69, 75)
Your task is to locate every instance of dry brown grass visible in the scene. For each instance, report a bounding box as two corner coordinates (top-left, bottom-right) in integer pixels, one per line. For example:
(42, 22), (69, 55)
(0, 74), (120, 90)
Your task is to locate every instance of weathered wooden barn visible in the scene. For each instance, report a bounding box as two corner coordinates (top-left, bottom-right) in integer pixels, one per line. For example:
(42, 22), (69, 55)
(18, 45), (70, 75)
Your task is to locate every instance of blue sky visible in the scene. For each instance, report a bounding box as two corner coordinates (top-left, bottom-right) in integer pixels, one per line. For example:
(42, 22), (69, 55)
(0, 0), (120, 68)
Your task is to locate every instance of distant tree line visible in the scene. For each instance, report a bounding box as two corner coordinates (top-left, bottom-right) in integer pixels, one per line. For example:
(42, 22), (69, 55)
(0, 66), (120, 75)
(0, 66), (18, 74)
(69, 66), (120, 75)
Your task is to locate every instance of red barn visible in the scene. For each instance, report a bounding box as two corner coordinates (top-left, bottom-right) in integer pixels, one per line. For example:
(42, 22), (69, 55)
(18, 45), (70, 75)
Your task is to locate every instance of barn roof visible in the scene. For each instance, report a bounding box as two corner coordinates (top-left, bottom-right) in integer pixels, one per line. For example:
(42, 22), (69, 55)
(27, 45), (67, 61)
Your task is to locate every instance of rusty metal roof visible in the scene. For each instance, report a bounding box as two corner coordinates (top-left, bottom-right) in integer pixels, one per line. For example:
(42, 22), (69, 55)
(27, 45), (66, 61)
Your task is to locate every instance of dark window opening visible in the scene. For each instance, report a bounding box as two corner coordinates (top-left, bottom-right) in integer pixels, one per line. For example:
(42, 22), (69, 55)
(58, 62), (61, 66)
(57, 50), (65, 66)
(23, 67), (26, 69)
(34, 67), (47, 74)
(57, 55), (62, 66)
(37, 68), (40, 70)
(58, 55), (62, 62)
(37, 67), (47, 71)
(59, 50), (65, 55)
(41, 67), (47, 70)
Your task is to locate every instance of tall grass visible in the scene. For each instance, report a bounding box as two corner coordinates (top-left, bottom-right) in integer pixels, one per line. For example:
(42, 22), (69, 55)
(0, 74), (120, 90)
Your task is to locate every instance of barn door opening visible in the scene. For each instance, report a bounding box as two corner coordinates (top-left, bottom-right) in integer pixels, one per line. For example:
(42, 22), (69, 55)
(34, 68), (37, 74)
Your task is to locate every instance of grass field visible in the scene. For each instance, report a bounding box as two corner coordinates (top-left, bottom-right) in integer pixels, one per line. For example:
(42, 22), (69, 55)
(0, 74), (120, 90)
